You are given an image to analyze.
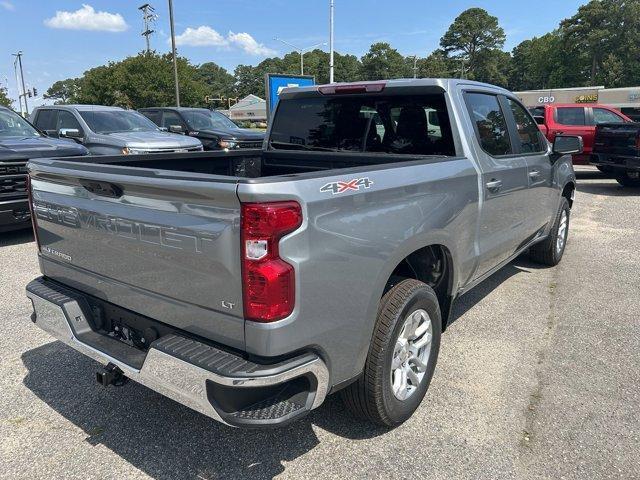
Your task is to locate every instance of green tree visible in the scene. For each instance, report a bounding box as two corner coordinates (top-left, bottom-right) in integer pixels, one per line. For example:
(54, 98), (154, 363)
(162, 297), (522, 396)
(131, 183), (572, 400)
(361, 42), (410, 80)
(440, 8), (506, 81)
(0, 86), (12, 108)
(44, 78), (81, 104)
(72, 52), (208, 108)
(509, 33), (564, 90)
(197, 62), (235, 98)
(416, 49), (452, 78)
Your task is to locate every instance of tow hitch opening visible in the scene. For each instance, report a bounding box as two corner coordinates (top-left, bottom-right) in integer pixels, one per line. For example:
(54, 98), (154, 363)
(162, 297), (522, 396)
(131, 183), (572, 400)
(96, 363), (129, 387)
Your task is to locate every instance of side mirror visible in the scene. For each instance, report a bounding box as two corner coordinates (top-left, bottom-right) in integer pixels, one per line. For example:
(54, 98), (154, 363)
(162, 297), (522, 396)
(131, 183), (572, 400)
(59, 128), (83, 140)
(168, 124), (184, 134)
(159, 126), (168, 132)
(533, 115), (545, 125)
(552, 135), (583, 160)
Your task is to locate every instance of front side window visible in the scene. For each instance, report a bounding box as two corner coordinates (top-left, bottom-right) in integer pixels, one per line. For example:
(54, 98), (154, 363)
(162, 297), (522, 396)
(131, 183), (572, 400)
(270, 94), (455, 156)
(0, 109), (41, 138)
(182, 110), (239, 131)
(464, 93), (512, 156)
(79, 110), (159, 134)
(556, 107), (586, 126)
(161, 111), (185, 129)
(507, 99), (545, 153)
(593, 108), (625, 124)
(57, 111), (83, 133)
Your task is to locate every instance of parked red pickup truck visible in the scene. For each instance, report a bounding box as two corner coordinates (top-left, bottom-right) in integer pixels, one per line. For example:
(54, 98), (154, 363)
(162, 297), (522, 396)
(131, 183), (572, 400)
(529, 104), (631, 165)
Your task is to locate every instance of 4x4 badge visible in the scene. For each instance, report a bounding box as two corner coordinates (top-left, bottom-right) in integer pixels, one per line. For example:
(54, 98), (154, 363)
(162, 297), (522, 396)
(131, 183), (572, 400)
(320, 177), (374, 195)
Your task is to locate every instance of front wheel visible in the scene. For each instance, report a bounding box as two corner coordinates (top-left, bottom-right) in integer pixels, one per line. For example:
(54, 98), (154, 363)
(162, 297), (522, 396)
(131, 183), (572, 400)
(529, 197), (570, 266)
(341, 279), (441, 427)
(615, 171), (640, 188)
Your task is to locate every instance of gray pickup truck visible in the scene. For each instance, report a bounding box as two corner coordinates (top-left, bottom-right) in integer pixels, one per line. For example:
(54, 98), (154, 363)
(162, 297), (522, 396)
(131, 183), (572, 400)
(25, 79), (579, 428)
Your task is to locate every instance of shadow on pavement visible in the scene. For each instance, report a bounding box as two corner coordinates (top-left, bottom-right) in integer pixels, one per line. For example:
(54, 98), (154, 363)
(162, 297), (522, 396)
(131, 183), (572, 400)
(21, 341), (388, 480)
(576, 181), (640, 197)
(20, 255), (547, 478)
(448, 255), (544, 327)
(0, 228), (34, 247)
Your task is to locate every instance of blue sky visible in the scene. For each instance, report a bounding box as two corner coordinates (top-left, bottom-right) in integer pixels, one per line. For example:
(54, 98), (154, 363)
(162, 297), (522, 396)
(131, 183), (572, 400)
(1, 0), (586, 107)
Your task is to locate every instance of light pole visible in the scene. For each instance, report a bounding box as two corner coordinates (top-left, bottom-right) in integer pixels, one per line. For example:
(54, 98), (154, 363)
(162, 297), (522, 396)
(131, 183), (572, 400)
(411, 55), (418, 79)
(168, 0), (180, 106)
(273, 38), (327, 75)
(12, 52), (28, 115)
(329, 0), (335, 83)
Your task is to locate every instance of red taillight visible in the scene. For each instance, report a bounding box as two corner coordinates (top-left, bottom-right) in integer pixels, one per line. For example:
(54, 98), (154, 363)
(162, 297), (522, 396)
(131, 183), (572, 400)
(26, 174), (41, 250)
(241, 201), (302, 322)
(318, 82), (386, 95)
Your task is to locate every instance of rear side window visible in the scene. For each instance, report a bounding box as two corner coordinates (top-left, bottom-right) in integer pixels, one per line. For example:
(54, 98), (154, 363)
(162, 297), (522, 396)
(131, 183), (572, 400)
(593, 108), (625, 124)
(269, 94), (455, 156)
(556, 107), (586, 126)
(464, 93), (512, 156)
(34, 109), (57, 131)
(142, 110), (162, 126)
(507, 99), (545, 153)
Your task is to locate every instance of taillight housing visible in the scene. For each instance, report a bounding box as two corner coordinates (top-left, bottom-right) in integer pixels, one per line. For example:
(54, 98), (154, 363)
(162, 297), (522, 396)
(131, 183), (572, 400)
(26, 173), (41, 250)
(241, 201), (302, 322)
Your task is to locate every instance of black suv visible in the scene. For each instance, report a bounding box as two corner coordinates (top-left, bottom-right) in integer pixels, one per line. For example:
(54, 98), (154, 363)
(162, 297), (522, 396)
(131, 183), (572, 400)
(0, 107), (88, 232)
(139, 107), (264, 151)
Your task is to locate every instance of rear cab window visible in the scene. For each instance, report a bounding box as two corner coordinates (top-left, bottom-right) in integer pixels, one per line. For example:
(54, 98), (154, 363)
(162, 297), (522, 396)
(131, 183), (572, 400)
(269, 93), (456, 156)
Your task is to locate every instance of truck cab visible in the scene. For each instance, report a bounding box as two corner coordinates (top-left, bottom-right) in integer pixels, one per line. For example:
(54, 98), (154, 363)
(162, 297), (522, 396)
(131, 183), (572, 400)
(530, 103), (630, 164)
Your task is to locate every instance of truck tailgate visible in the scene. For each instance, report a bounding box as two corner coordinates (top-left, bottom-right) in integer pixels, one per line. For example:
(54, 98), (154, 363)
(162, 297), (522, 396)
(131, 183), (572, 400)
(593, 123), (640, 157)
(28, 159), (245, 349)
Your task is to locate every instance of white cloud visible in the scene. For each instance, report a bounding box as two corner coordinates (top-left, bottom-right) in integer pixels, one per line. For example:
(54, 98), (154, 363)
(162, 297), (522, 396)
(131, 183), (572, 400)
(44, 4), (128, 32)
(172, 25), (276, 56)
(174, 26), (228, 47)
(1, 1), (15, 11)
(228, 31), (277, 56)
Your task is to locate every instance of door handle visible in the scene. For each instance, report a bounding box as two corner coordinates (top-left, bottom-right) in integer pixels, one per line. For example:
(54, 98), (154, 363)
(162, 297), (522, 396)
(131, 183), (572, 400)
(528, 171), (541, 179)
(485, 179), (503, 191)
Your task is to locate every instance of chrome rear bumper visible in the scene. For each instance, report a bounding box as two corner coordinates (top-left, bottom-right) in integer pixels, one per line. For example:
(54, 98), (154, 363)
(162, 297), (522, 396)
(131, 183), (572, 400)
(26, 277), (329, 427)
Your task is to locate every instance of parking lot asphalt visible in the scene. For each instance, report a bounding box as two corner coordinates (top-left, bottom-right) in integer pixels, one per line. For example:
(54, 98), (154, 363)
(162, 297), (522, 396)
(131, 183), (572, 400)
(1, 168), (639, 480)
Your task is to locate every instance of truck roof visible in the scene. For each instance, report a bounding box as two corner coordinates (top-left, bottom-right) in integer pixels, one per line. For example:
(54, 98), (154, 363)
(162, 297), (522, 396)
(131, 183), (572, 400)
(33, 104), (125, 112)
(279, 78), (512, 98)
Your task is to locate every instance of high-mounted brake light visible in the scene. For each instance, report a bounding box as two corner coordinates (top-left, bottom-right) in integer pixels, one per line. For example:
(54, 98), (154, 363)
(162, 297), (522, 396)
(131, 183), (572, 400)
(241, 201), (302, 322)
(318, 82), (386, 95)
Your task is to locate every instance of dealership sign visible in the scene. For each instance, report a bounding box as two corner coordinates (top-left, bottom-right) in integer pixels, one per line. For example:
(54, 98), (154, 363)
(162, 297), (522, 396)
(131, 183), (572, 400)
(538, 96), (555, 103)
(265, 73), (315, 119)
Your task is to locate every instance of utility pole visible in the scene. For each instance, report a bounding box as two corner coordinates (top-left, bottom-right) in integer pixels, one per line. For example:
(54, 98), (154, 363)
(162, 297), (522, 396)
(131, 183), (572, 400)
(138, 3), (157, 53)
(329, 0), (335, 83)
(12, 52), (28, 115)
(412, 55), (418, 79)
(168, 0), (180, 106)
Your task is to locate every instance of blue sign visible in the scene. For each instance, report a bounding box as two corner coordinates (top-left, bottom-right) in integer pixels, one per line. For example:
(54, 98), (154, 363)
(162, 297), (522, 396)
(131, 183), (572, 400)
(265, 74), (315, 119)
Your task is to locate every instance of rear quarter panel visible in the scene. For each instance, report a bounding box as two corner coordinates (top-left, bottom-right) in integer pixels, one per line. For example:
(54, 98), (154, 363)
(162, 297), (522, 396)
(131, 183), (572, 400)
(238, 157), (479, 386)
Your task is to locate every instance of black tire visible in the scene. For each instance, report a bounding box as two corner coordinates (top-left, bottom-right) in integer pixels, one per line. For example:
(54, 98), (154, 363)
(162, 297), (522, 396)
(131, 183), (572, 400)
(615, 171), (640, 187)
(341, 279), (441, 427)
(529, 197), (570, 266)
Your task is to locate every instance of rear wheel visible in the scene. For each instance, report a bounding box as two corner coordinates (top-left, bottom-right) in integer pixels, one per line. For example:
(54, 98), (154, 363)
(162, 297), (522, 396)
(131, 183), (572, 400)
(615, 171), (640, 187)
(341, 279), (441, 427)
(529, 197), (570, 266)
